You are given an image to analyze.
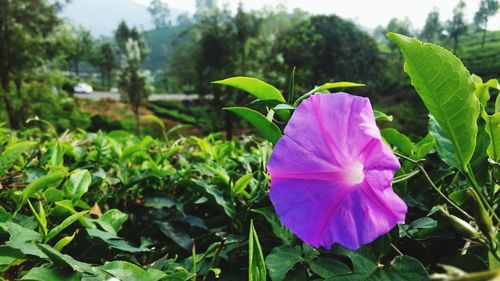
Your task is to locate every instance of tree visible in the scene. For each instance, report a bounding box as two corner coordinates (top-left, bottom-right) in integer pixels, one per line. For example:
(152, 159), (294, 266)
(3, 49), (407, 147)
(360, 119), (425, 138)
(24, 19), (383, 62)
(118, 39), (151, 134)
(194, 0), (218, 20)
(383, 17), (414, 52)
(276, 15), (385, 94)
(114, 21), (148, 59)
(0, 0), (61, 128)
(446, 0), (468, 53)
(420, 9), (442, 42)
(474, 0), (499, 47)
(89, 42), (117, 89)
(148, 0), (171, 29)
(67, 25), (93, 76)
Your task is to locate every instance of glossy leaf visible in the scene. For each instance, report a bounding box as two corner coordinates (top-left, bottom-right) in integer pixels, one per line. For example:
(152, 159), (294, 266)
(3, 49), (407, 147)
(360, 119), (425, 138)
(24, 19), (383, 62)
(374, 110), (394, 122)
(19, 172), (65, 211)
(265, 246), (302, 281)
(20, 267), (81, 281)
(388, 32), (479, 171)
(483, 112), (500, 161)
(96, 209), (128, 234)
(224, 107), (282, 144)
(249, 220), (266, 281)
(382, 128), (414, 156)
(46, 211), (88, 242)
(0, 141), (36, 178)
(63, 170), (91, 199)
(213, 77), (285, 102)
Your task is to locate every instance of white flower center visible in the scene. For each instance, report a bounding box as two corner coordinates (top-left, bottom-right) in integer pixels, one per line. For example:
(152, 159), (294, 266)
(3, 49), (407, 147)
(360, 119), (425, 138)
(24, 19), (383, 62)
(345, 162), (364, 185)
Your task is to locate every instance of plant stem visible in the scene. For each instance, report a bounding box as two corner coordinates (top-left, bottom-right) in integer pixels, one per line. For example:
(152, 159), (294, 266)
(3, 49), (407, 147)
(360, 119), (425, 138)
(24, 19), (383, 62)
(395, 152), (474, 221)
(464, 164), (500, 224)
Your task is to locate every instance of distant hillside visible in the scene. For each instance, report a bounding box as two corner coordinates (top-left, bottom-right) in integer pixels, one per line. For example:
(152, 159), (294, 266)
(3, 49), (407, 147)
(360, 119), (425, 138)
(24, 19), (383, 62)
(142, 25), (191, 71)
(60, 0), (184, 36)
(460, 30), (500, 78)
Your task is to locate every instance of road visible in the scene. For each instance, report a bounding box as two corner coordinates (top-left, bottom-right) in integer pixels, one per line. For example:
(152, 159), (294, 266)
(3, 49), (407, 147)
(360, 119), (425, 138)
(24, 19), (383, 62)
(74, 92), (200, 101)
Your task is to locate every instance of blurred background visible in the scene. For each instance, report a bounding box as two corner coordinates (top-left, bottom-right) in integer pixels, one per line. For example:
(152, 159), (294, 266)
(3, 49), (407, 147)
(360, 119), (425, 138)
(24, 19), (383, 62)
(1, 0), (499, 138)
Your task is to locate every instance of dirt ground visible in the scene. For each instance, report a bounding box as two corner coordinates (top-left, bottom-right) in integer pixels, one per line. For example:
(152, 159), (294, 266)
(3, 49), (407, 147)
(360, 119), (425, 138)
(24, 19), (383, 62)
(77, 98), (203, 137)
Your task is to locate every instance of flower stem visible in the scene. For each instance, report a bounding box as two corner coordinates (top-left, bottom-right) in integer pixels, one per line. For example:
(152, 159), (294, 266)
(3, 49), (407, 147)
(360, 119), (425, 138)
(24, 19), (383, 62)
(394, 152), (474, 221)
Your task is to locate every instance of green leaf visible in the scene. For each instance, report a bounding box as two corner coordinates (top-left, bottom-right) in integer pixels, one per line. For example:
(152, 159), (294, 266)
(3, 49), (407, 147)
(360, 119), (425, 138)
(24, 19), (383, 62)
(309, 257), (350, 279)
(53, 231), (78, 252)
(232, 173), (253, 196)
(330, 247), (430, 281)
(414, 134), (435, 159)
(95, 209), (128, 234)
(27, 200), (48, 237)
(37, 244), (95, 273)
(100, 261), (157, 281)
(265, 246), (302, 281)
(191, 179), (235, 218)
(472, 75), (499, 107)
(224, 107), (282, 144)
(293, 82), (365, 106)
(249, 220), (266, 281)
(213, 77), (285, 102)
(381, 128), (414, 156)
(20, 267), (81, 281)
(63, 170), (91, 199)
(19, 172), (65, 211)
(252, 208), (294, 245)
(374, 110), (394, 122)
(49, 141), (64, 167)
(0, 141), (36, 178)
(86, 228), (149, 253)
(428, 115), (461, 169)
(388, 33), (479, 171)
(483, 112), (500, 161)
(154, 221), (192, 250)
(144, 196), (184, 212)
(495, 91), (500, 113)
(312, 82), (366, 93)
(46, 210), (88, 242)
(143, 114), (165, 130)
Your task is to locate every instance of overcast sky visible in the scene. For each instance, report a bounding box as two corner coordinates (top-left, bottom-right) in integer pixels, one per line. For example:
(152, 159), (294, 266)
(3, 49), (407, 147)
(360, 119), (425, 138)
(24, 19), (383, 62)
(135, 0), (500, 30)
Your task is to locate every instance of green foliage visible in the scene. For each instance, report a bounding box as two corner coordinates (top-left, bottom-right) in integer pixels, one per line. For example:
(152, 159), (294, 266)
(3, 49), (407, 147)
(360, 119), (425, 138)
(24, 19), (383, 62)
(388, 33), (479, 171)
(224, 107), (282, 144)
(248, 220), (266, 281)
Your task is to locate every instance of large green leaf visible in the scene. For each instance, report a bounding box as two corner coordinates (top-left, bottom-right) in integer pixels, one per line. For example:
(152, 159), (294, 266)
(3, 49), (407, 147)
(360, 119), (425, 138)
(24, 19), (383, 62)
(388, 33), (479, 171)
(46, 210), (88, 242)
(265, 246), (303, 281)
(100, 261), (165, 281)
(252, 208), (294, 245)
(0, 141), (36, 178)
(381, 128), (414, 156)
(49, 141), (64, 167)
(483, 112), (500, 162)
(95, 209), (128, 234)
(224, 107), (282, 144)
(248, 220), (266, 281)
(191, 179), (235, 218)
(328, 247), (429, 281)
(86, 229), (149, 253)
(20, 267), (81, 281)
(63, 170), (91, 199)
(213, 77), (285, 102)
(19, 172), (66, 211)
(37, 244), (95, 273)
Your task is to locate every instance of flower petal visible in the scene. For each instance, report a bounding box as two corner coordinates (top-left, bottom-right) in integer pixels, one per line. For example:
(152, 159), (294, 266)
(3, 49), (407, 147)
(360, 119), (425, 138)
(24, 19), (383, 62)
(267, 92), (406, 250)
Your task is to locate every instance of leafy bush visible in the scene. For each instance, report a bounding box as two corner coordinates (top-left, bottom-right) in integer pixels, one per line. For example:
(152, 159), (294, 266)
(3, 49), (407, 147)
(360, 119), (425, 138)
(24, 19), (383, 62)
(0, 33), (499, 281)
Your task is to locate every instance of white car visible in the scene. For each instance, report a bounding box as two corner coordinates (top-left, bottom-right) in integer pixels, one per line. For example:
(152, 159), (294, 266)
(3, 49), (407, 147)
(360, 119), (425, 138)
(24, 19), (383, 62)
(74, 83), (93, 94)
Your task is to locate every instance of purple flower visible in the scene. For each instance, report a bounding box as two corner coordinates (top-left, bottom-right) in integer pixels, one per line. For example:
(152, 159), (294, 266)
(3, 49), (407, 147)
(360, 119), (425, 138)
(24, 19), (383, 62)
(267, 93), (407, 250)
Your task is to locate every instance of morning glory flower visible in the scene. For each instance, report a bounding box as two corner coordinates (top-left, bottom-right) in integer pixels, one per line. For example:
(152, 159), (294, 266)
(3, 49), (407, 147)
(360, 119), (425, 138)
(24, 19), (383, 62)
(267, 93), (407, 250)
